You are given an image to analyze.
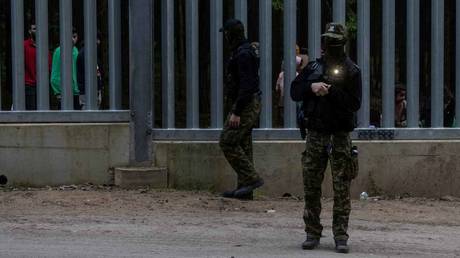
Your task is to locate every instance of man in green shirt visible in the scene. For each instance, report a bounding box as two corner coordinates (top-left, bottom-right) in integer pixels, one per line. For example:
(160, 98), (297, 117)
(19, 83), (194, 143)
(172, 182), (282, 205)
(51, 28), (80, 110)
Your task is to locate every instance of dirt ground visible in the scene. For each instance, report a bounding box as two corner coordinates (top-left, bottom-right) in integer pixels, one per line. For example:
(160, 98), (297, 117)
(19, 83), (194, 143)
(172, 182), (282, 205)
(0, 185), (459, 258)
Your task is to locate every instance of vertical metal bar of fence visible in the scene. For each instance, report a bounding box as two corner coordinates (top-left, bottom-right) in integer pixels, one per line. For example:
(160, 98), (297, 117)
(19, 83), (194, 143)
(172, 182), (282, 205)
(308, 0), (321, 60)
(59, 0), (74, 110)
(0, 62), (2, 110)
(11, 0), (25, 110)
(108, 0), (122, 110)
(84, 0), (98, 110)
(333, 0), (346, 24)
(431, 0), (444, 127)
(407, 0), (420, 128)
(210, 0), (223, 128)
(382, 0), (395, 128)
(129, 0), (153, 165)
(36, 0), (50, 110)
(235, 0), (247, 35)
(259, 0), (272, 128)
(357, 0), (370, 128)
(284, 0), (296, 128)
(456, 0), (460, 127)
(186, 0), (199, 128)
(162, 0), (175, 128)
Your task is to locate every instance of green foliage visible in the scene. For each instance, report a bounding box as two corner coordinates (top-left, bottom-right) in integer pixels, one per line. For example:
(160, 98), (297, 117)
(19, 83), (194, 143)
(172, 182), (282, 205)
(273, 0), (283, 11)
(345, 0), (357, 40)
(346, 14), (357, 40)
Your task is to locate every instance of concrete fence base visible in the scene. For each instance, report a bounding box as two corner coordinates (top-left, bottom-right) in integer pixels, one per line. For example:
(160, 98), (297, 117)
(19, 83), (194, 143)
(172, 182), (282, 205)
(0, 124), (459, 198)
(0, 124), (129, 186)
(154, 140), (460, 199)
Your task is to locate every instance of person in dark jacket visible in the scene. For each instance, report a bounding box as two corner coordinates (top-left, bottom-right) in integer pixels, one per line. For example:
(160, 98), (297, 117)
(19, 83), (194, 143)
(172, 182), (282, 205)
(219, 19), (264, 200)
(76, 35), (103, 110)
(291, 23), (362, 253)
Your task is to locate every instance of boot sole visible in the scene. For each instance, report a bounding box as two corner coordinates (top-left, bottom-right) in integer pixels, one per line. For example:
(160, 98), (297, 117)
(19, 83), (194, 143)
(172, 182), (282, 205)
(302, 245), (319, 250)
(234, 180), (264, 197)
(302, 241), (320, 250)
(336, 248), (349, 254)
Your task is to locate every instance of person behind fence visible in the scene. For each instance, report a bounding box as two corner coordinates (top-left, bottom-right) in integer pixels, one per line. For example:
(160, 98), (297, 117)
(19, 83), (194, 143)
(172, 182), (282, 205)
(218, 19), (264, 200)
(275, 55), (303, 125)
(77, 33), (103, 110)
(291, 23), (362, 253)
(51, 28), (80, 110)
(395, 84), (407, 127)
(24, 23), (51, 110)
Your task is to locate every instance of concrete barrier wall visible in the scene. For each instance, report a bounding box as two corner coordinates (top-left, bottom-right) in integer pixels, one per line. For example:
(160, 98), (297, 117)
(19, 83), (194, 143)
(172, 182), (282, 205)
(1, 123), (459, 198)
(0, 124), (129, 186)
(154, 140), (460, 198)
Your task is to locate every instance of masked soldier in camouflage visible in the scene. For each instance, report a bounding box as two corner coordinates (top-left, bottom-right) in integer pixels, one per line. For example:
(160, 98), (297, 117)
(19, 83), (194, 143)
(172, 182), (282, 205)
(219, 19), (264, 200)
(291, 23), (362, 253)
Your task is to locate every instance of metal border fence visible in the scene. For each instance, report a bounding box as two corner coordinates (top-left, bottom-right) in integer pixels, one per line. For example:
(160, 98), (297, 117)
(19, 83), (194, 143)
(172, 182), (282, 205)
(3, 0), (127, 123)
(152, 0), (460, 140)
(2, 0), (460, 141)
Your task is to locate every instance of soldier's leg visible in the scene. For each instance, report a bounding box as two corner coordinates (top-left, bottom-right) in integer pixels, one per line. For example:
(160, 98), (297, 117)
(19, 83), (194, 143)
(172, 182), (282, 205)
(303, 131), (330, 239)
(238, 129), (254, 186)
(243, 95), (261, 166)
(330, 132), (352, 241)
(242, 130), (253, 163)
(219, 99), (261, 186)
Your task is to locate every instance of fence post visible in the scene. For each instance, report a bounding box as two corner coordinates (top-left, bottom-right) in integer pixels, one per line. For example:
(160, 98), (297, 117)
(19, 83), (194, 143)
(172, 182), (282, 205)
(11, 0), (25, 110)
(84, 0), (98, 110)
(357, 0), (370, 127)
(333, 0), (346, 24)
(108, 0), (122, 110)
(162, 0), (175, 128)
(129, 0), (153, 166)
(283, 0), (297, 128)
(431, 0), (444, 127)
(456, 0), (460, 127)
(407, 0), (420, 128)
(382, 0), (395, 128)
(36, 0), (50, 110)
(308, 0), (321, 60)
(186, 0), (199, 128)
(259, 0), (273, 128)
(210, 0), (223, 128)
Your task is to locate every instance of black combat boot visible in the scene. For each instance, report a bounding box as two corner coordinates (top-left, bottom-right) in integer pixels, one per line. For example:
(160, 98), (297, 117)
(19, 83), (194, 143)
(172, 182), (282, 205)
(222, 189), (253, 200)
(233, 178), (264, 198)
(302, 235), (320, 250)
(335, 240), (349, 253)
(222, 189), (236, 198)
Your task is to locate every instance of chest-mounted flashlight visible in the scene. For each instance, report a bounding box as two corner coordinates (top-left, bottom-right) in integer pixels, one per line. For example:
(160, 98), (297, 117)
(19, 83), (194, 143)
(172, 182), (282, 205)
(324, 66), (345, 84)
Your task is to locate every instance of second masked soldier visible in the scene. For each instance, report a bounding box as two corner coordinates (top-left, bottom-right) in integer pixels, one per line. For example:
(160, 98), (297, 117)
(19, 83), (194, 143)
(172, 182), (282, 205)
(219, 19), (264, 200)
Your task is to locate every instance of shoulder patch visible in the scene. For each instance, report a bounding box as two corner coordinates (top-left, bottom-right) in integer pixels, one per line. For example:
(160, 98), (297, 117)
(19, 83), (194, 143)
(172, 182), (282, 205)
(308, 61), (319, 70)
(345, 58), (360, 74)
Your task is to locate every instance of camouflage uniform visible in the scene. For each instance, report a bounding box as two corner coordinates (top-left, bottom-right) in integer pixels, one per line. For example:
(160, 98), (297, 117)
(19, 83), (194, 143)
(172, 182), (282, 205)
(302, 131), (354, 241)
(220, 96), (262, 186)
(219, 19), (262, 190)
(291, 23), (362, 245)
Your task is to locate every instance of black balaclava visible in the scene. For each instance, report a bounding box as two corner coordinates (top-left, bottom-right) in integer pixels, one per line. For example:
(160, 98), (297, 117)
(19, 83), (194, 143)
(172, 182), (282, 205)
(324, 37), (346, 64)
(224, 23), (246, 50)
(323, 37), (347, 84)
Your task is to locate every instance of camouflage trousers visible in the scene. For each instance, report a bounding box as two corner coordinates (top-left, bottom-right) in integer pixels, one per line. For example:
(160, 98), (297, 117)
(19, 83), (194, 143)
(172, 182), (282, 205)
(219, 96), (262, 187)
(302, 130), (355, 241)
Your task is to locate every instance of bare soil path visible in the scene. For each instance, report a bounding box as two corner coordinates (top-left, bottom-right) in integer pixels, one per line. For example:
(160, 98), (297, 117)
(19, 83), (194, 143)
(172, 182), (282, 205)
(0, 187), (459, 257)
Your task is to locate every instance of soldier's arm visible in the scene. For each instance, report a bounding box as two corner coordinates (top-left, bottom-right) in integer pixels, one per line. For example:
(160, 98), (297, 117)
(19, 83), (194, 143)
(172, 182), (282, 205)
(233, 51), (258, 116)
(290, 62), (318, 102)
(325, 67), (362, 112)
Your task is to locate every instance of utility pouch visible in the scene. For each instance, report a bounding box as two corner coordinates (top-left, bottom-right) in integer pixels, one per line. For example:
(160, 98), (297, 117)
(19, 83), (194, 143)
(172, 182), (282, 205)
(348, 146), (359, 180)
